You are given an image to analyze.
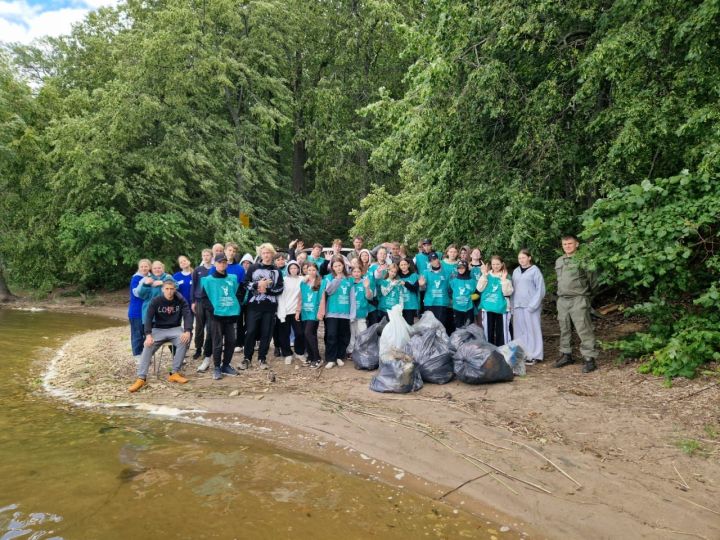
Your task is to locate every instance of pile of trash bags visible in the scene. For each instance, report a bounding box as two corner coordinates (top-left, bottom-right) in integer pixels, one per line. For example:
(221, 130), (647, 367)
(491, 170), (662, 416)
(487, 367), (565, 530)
(403, 311), (454, 384)
(357, 305), (526, 393)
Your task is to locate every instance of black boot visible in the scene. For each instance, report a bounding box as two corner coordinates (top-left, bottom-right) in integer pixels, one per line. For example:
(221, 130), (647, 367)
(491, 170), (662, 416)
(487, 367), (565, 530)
(554, 353), (575, 368)
(582, 358), (597, 373)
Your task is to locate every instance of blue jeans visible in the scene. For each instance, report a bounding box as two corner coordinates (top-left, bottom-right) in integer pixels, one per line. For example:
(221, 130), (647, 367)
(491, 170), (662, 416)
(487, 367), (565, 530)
(129, 317), (145, 356)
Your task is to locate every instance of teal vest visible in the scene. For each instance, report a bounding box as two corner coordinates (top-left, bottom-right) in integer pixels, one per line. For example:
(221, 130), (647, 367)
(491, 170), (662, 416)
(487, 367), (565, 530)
(422, 268), (450, 307)
(201, 274), (240, 316)
(378, 279), (402, 311)
(451, 278), (475, 312)
(353, 280), (370, 319)
(300, 280), (323, 321)
(324, 275), (353, 315)
(399, 273), (419, 310)
(480, 274), (508, 313)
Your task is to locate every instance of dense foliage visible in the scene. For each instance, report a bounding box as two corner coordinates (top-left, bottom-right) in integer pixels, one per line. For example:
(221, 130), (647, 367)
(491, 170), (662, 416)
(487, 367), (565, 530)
(1, 0), (718, 376)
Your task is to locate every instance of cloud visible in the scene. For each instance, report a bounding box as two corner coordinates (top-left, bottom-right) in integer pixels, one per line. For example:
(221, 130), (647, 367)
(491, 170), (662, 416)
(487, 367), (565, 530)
(0, 0), (119, 44)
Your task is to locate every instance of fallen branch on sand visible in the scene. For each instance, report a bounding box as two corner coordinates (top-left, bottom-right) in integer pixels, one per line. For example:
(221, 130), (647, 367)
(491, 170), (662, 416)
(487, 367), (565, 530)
(320, 396), (553, 496)
(504, 438), (582, 488)
(457, 426), (511, 451)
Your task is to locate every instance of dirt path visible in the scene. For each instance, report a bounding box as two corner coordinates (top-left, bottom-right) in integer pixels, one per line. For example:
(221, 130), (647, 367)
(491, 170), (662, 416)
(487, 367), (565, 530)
(31, 295), (720, 540)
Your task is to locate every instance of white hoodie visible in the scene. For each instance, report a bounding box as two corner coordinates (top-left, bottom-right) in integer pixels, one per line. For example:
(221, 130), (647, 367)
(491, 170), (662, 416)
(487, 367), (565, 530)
(276, 262), (302, 320)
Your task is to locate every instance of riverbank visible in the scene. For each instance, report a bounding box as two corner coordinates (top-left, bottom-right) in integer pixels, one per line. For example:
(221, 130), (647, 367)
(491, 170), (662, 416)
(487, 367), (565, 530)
(29, 295), (720, 540)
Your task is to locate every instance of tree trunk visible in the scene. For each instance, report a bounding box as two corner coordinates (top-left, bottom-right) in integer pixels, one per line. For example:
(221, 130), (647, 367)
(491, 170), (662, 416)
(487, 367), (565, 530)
(292, 138), (307, 194)
(0, 263), (16, 302)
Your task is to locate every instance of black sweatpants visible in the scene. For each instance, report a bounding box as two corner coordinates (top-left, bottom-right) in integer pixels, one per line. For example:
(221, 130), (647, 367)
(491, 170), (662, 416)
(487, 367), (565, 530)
(277, 315), (305, 357)
(402, 309), (416, 326)
(324, 317), (351, 362)
(366, 310), (381, 326)
(193, 301), (213, 357)
(243, 308), (276, 362)
(210, 316), (236, 368)
(303, 320), (320, 362)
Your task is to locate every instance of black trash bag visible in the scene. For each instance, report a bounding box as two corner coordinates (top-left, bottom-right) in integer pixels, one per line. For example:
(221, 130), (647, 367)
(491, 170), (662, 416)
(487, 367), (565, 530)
(453, 341), (514, 384)
(410, 310), (447, 338)
(404, 332), (454, 384)
(449, 323), (487, 352)
(352, 323), (381, 370)
(369, 355), (424, 393)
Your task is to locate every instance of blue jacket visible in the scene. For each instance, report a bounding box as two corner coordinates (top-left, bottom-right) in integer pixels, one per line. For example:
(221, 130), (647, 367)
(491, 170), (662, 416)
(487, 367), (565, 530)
(133, 272), (176, 324)
(128, 273), (146, 319)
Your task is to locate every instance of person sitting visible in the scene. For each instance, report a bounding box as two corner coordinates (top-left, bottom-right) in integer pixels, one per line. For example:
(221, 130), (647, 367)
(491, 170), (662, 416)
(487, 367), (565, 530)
(128, 279), (193, 392)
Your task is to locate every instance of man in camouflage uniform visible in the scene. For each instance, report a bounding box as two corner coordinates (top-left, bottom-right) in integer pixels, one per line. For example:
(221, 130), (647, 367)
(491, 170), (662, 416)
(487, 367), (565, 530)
(554, 235), (598, 373)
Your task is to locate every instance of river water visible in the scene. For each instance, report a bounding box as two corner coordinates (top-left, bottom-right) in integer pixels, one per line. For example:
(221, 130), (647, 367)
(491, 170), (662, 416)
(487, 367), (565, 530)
(0, 308), (512, 539)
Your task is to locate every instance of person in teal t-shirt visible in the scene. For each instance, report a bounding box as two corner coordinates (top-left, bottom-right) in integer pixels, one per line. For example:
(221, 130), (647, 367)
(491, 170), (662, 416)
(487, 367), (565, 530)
(450, 261), (475, 328)
(306, 243), (326, 273)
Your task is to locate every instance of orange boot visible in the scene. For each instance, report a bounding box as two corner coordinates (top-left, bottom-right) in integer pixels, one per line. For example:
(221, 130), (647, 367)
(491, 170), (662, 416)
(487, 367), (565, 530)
(168, 372), (188, 384)
(128, 378), (146, 393)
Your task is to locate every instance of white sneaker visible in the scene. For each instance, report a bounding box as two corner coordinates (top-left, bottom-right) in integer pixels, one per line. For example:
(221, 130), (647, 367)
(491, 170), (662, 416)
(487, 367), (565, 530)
(284, 356), (293, 365)
(197, 357), (211, 372)
(325, 362), (335, 369)
(336, 358), (345, 367)
(234, 346), (241, 352)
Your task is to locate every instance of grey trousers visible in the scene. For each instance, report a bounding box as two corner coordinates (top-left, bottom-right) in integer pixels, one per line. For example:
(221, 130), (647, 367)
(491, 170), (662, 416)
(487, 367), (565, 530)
(137, 327), (188, 379)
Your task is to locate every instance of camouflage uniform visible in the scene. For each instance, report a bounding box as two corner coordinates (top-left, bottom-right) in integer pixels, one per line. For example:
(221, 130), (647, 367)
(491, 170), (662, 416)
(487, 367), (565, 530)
(555, 254), (597, 359)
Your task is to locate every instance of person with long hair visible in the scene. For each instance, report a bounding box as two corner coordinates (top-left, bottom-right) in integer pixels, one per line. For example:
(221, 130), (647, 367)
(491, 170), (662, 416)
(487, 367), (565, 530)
(511, 249), (546, 364)
(297, 262), (324, 368)
(378, 263), (403, 321)
(276, 261), (305, 365)
(319, 256), (354, 369)
(477, 255), (514, 346)
(398, 258), (420, 325)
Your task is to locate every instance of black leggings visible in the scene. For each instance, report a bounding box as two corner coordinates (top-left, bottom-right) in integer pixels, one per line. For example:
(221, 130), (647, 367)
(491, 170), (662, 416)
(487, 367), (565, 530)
(243, 308), (276, 361)
(277, 315), (305, 357)
(486, 311), (507, 346)
(303, 320), (320, 362)
(324, 317), (351, 362)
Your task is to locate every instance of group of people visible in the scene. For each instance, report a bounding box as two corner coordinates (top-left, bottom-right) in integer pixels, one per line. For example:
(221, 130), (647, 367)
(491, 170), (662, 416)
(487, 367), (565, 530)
(126, 235), (599, 392)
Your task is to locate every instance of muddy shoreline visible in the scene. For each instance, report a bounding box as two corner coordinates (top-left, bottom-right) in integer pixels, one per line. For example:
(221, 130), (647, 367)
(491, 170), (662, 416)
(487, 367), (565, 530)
(18, 297), (720, 540)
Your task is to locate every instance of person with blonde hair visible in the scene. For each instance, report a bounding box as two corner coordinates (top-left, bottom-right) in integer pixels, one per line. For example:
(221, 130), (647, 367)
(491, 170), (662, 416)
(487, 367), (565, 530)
(241, 243), (284, 370)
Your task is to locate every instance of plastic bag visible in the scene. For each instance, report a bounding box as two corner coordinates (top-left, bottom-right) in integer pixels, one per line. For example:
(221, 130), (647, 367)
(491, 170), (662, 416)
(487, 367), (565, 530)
(449, 323), (487, 352)
(369, 358), (424, 393)
(410, 310), (447, 338)
(497, 341), (528, 376)
(378, 305), (412, 361)
(404, 331), (454, 384)
(453, 341), (514, 384)
(352, 323), (381, 370)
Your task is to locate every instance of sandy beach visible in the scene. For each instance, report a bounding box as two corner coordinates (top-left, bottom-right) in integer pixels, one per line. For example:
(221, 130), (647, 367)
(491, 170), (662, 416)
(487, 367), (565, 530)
(34, 296), (720, 540)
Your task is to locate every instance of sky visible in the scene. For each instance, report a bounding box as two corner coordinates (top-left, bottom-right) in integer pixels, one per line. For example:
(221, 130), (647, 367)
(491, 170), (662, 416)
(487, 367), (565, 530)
(0, 0), (118, 44)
